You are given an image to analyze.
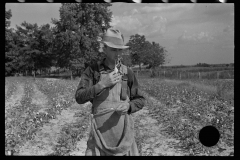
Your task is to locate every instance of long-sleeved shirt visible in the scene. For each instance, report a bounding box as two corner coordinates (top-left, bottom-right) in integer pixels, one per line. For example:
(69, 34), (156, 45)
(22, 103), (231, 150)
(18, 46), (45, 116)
(75, 58), (145, 114)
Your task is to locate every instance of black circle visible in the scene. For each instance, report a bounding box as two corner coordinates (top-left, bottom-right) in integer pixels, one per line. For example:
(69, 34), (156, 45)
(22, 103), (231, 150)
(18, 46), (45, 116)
(198, 125), (220, 147)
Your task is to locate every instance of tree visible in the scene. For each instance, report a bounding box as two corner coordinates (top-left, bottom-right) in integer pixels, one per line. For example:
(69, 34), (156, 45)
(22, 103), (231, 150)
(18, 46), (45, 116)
(34, 24), (56, 73)
(145, 42), (167, 68)
(131, 40), (168, 77)
(126, 34), (148, 70)
(121, 49), (132, 67)
(14, 22), (55, 77)
(51, 3), (112, 79)
(5, 9), (15, 75)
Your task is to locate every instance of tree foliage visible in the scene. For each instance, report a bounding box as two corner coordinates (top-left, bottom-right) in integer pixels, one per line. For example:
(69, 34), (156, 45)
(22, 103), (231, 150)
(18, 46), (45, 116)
(121, 49), (132, 67)
(51, 3), (112, 73)
(126, 34), (148, 69)
(5, 4), (113, 77)
(144, 41), (168, 69)
(14, 22), (55, 76)
(5, 9), (12, 69)
(126, 34), (169, 71)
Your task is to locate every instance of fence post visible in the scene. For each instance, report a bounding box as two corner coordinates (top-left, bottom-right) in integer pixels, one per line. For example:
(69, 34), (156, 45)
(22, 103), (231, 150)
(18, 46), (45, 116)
(198, 72), (200, 79)
(217, 72), (219, 79)
(164, 70), (165, 78)
(180, 72), (181, 79)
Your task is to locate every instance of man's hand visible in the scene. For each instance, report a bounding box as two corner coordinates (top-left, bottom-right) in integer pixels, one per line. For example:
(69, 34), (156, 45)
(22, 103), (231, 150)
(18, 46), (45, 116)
(98, 70), (122, 89)
(115, 103), (130, 115)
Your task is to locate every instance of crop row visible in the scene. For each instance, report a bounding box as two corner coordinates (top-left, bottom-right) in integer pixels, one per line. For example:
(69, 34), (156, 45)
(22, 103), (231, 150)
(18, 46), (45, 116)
(138, 78), (234, 156)
(5, 80), (37, 155)
(51, 108), (90, 156)
(5, 78), (75, 155)
(5, 81), (17, 102)
(5, 78), (91, 156)
(34, 79), (91, 156)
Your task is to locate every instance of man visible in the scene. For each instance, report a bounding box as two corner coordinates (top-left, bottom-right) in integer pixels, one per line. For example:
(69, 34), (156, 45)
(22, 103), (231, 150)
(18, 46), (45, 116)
(75, 28), (145, 156)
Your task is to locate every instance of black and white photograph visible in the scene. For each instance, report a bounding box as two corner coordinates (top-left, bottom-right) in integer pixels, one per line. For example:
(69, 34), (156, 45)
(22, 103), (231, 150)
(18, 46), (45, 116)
(5, 2), (234, 156)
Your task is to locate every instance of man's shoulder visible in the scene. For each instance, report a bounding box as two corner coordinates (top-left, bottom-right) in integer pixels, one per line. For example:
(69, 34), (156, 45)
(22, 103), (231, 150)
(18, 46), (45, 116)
(125, 66), (133, 74)
(121, 65), (134, 79)
(88, 61), (102, 72)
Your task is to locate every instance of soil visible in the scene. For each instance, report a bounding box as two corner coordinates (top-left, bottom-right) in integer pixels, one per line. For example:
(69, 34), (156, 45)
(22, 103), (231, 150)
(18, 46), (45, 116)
(5, 82), (24, 114)
(70, 96), (187, 156)
(5, 78), (209, 156)
(132, 96), (187, 156)
(17, 82), (91, 155)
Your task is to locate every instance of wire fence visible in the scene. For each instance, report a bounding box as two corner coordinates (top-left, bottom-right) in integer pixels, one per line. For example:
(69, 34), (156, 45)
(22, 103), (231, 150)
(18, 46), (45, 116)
(133, 69), (234, 80)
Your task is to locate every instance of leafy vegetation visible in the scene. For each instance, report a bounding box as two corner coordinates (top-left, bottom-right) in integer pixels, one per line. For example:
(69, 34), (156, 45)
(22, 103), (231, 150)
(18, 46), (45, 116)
(5, 4), (112, 77)
(126, 34), (168, 72)
(138, 78), (234, 156)
(5, 78), (89, 155)
(5, 77), (234, 156)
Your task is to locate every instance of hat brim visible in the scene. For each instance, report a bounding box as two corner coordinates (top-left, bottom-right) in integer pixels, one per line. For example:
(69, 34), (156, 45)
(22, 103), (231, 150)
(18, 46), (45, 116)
(101, 41), (129, 49)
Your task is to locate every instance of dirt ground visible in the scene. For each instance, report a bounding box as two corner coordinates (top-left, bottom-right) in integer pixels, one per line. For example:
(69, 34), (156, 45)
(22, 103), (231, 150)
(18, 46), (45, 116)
(5, 82), (24, 116)
(132, 96), (187, 156)
(5, 79), (188, 156)
(16, 82), (91, 155)
(69, 96), (187, 156)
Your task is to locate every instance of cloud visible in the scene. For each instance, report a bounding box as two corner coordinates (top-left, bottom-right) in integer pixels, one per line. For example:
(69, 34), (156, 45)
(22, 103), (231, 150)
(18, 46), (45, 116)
(167, 4), (234, 28)
(223, 25), (234, 33)
(202, 3), (234, 17)
(111, 15), (142, 31)
(178, 31), (214, 45)
(223, 21), (234, 33)
(140, 4), (194, 13)
(110, 10), (167, 38)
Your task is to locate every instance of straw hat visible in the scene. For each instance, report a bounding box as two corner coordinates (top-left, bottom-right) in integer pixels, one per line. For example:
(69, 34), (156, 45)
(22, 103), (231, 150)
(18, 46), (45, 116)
(98, 28), (129, 49)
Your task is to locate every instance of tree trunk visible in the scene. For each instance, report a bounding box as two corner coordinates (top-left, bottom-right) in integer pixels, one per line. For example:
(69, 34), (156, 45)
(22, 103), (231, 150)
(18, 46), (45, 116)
(70, 69), (73, 80)
(33, 70), (36, 80)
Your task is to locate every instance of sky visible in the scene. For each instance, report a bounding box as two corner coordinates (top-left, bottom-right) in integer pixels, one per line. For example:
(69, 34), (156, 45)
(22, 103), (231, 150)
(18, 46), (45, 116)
(6, 3), (234, 66)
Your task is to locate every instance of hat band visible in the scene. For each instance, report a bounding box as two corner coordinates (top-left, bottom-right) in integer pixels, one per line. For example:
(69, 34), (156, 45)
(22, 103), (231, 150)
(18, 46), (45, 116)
(102, 36), (123, 46)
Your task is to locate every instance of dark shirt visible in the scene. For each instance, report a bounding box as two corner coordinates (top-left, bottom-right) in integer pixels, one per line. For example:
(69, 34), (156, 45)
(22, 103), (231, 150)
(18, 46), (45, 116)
(75, 58), (145, 114)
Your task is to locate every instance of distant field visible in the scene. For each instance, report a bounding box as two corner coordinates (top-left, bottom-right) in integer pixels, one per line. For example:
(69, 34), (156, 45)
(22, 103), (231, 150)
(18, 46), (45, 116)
(132, 67), (234, 80)
(131, 66), (233, 72)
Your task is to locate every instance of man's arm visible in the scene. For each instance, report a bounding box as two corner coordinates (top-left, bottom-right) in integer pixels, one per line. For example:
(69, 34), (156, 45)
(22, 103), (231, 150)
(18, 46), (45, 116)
(127, 69), (146, 114)
(75, 66), (105, 104)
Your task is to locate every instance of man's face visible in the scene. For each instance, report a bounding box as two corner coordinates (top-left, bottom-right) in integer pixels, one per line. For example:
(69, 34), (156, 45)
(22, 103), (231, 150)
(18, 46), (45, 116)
(104, 45), (123, 61)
